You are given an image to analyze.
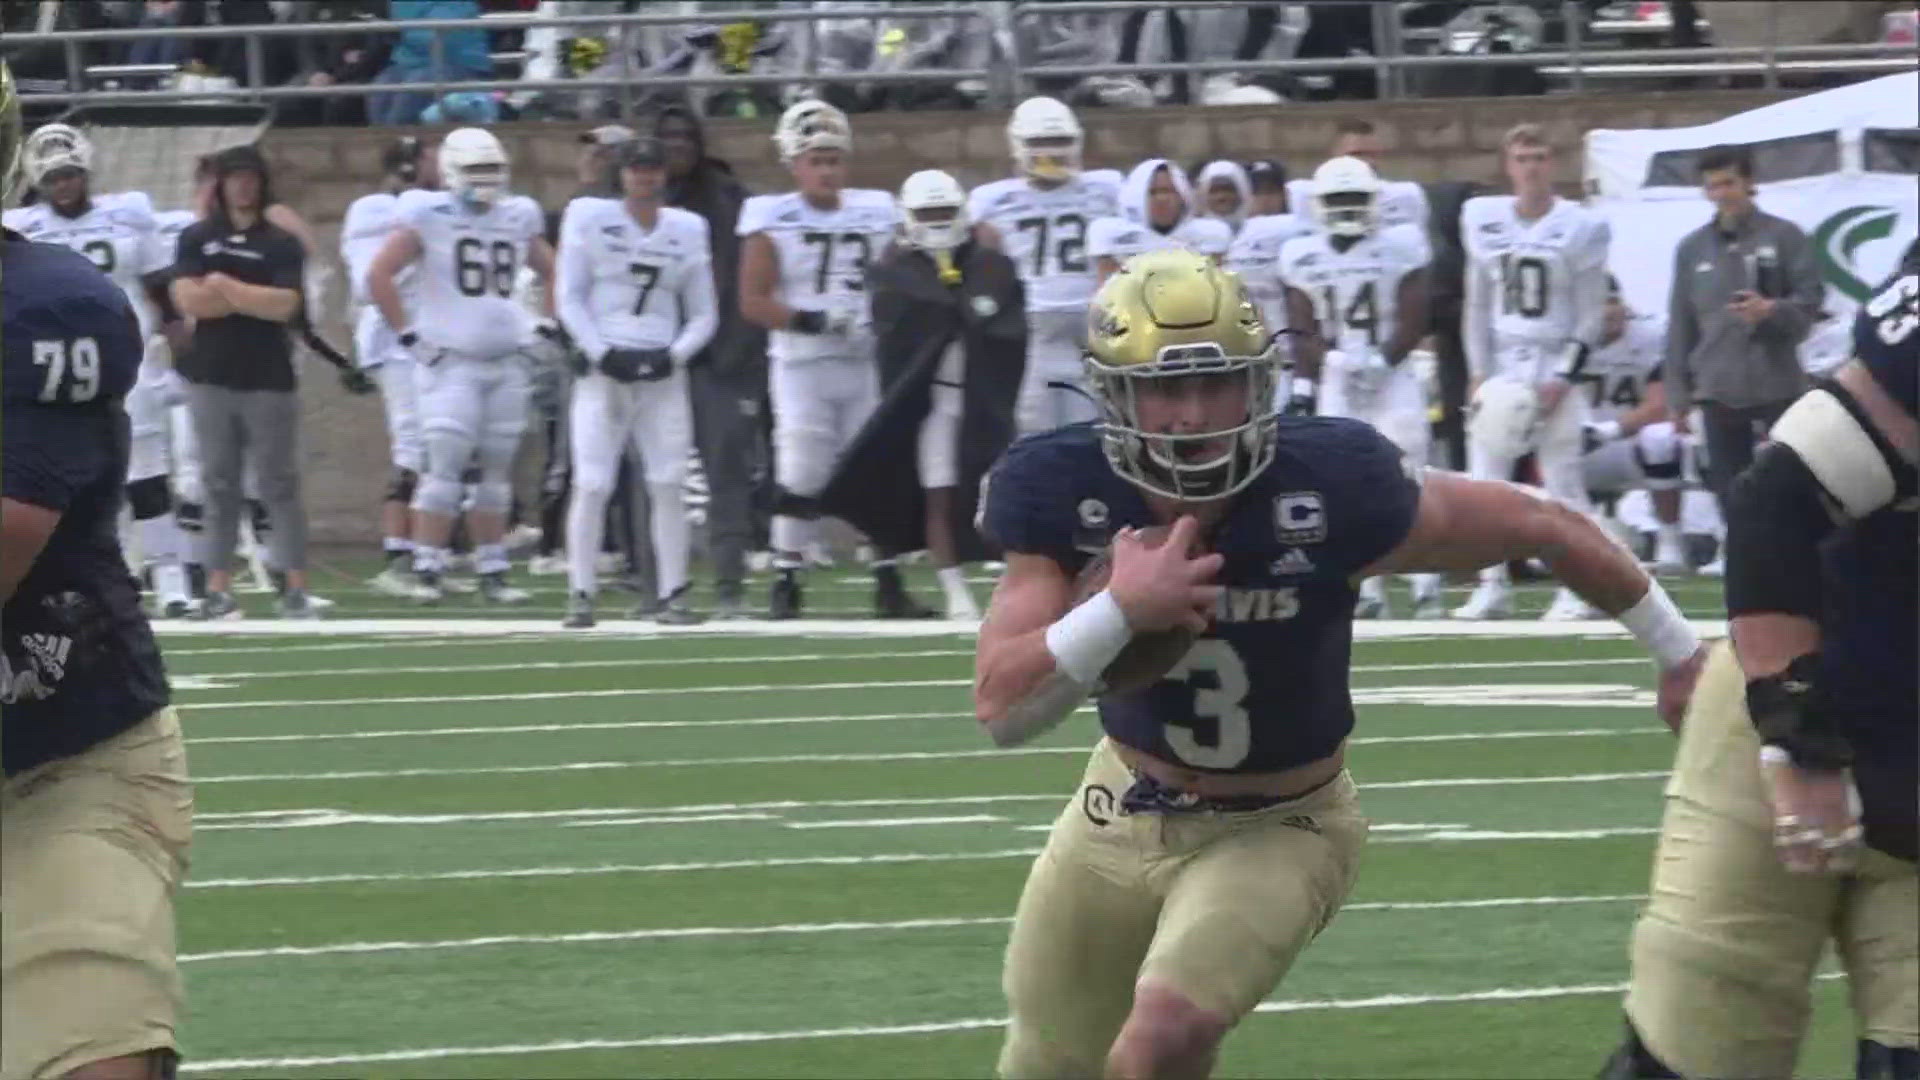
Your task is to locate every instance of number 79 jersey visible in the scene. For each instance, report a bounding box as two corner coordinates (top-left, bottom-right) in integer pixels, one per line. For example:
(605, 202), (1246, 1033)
(404, 190), (545, 359)
(978, 420), (1422, 773)
(737, 188), (897, 364)
(1277, 224), (1431, 356)
(966, 171), (1122, 312)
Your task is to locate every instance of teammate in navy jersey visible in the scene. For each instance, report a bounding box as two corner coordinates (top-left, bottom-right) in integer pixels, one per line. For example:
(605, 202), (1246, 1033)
(973, 249), (1706, 1078)
(0, 61), (193, 1080)
(1606, 253), (1918, 1080)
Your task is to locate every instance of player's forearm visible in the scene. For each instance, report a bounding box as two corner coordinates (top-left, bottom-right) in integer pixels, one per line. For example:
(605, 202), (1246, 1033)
(1730, 613), (1821, 680)
(171, 277), (233, 319)
(555, 279), (605, 362)
(974, 630), (1089, 748)
(739, 290), (796, 332)
(671, 300), (719, 365)
(369, 273), (408, 333)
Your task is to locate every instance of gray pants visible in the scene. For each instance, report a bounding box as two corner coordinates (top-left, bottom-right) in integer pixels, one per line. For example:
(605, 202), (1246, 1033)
(690, 363), (762, 601)
(184, 382), (308, 576)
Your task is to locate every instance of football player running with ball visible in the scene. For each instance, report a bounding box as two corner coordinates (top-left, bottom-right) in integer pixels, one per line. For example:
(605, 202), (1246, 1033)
(972, 249), (1705, 1079)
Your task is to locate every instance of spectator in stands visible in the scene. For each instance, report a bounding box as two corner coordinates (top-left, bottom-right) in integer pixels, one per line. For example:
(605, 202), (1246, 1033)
(167, 146), (317, 619)
(126, 1), (193, 69)
(1664, 144), (1822, 566)
(286, 0), (391, 127)
(1247, 157), (1288, 216)
(369, 0), (494, 126)
(655, 101), (764, 619)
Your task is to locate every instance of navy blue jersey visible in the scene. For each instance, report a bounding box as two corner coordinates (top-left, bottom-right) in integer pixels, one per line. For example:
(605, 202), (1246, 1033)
(981, 419), (1422, 773)
(3, 236), (170, 777)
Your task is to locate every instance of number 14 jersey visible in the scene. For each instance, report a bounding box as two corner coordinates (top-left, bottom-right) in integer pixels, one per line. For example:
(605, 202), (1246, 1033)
(1276, 224), (1431, 357)
(405, 190), (545, 359)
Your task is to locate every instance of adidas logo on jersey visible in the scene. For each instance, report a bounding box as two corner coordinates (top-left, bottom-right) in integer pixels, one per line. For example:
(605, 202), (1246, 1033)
(1269, 548), (1315, 577)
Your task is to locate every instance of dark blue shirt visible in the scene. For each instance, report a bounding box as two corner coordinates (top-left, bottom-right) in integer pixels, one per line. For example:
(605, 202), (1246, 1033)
(980, 419), (1421, 773)
(3, 236), (170, 776)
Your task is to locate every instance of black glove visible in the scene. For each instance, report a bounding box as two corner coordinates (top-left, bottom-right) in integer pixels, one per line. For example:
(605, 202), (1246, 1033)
(339, 367), (377, 395)
(789, 309), (828, 335)
(601, 346), (673, 384)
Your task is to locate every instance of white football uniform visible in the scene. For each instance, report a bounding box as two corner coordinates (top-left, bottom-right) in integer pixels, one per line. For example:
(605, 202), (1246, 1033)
(968, 171), (1122, 435)
(1087, 215), (1235, 265)
(1460, 196), (1610, 498)
(556, 197), (717, 601)
(1288, 177), (1430, 233)
(398, 190), (547, 518)
(1278, 223), (1433, 457)
(6, 191), (171, 338)
(1579, 315), (1686, 497)
(343, 188), (434, 473)
(1224, 212), (1313, 355)
(737, 188), (896, 555)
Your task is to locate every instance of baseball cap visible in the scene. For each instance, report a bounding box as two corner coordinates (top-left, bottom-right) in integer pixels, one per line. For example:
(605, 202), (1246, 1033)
(1246, 158), (1287, 189)
(613, 137), (666, 169)
(382, 136), (421, 179)
(579, 124), (636, 148)
(212, 143), (268, 177)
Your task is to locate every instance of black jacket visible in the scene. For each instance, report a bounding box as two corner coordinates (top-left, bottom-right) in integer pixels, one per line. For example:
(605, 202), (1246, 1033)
(653, 103), (764, 382)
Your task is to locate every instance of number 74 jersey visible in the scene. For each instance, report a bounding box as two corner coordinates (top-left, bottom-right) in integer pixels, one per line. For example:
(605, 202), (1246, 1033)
(405, 190), (545, 360)
(1276, 224), (1431, 356)
(737, 188), (897, 365)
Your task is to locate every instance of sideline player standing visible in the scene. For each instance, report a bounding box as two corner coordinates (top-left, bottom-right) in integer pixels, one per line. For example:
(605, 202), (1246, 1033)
(555, 136), (717, 628)
(968, 96), (1122, 435)
(1603, 258), (1918, 1080)
(1280, 156), (1443, 618)
(972, 249), (1704, 1078)
(1, 63), (192, 1078)
(366, 126), (556, 605)
(738, 99), (929, 620)
(1457, 123), (1612, 620)
(1088, 158), (1233, 283)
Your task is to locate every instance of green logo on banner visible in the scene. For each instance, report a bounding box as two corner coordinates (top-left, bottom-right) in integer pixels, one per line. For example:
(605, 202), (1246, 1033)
(1812, 205), (1900, 302)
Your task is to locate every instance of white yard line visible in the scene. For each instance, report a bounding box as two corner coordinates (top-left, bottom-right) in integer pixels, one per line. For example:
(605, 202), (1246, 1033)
(178, 894), (1640, 965)
(781, 815), (1007, 830)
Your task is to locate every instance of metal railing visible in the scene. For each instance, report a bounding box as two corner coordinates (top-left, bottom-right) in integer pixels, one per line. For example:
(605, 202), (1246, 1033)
(6, 0), (1914, 113)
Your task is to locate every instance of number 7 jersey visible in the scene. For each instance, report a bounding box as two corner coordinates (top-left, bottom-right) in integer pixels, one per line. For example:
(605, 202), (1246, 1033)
(404, 190), (545, 359)
(737, 188), (897, 364)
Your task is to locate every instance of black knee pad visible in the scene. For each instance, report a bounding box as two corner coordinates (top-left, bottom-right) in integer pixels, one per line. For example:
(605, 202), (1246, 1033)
(1597, 1018), (1680, 1079)
(386, 467), (419, 504)
(126, 474), (173, 521)
(1860, 1040), (1920, 1080)
(175, 501), (205, 534)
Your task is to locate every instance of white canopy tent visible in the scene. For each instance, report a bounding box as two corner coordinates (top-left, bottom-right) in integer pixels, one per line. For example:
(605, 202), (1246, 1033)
(1583, 72), (1918, 369)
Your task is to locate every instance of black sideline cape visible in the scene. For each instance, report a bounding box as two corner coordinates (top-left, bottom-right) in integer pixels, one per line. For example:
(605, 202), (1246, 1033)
(818, 241), (1027, 563)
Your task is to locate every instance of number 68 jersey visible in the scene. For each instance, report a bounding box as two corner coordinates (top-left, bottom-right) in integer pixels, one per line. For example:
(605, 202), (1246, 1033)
(737, 188), (897, 365)
(404, 190), (545, 360)
(979, 420), (1422, 773)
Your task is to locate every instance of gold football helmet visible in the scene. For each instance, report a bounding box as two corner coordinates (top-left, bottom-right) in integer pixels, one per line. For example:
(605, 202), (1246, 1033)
(1084, 248), (1279, 501)
(1, 62), (21, 208)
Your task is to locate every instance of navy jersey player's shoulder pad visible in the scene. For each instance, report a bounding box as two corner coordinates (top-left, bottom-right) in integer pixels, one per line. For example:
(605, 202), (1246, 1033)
(1855, 272), (1917, 418)
(2, 240), (143, 407)
(1267, 416), (1424, 576)
(978, 424), (1109, 564)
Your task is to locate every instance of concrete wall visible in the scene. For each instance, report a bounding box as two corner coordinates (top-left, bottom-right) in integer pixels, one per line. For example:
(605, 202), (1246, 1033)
(269, 87), (1794, 545)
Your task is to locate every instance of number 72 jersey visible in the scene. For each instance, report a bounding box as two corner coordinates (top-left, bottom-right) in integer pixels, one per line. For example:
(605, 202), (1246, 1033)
(737, 188), (897, 364)
(1276, 224), (1431, 356)
(404, 190), (545, 359)
(966, 171), (1122, 312)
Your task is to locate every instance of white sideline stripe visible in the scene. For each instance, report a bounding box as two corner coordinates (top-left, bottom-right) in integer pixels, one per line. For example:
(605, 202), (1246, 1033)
(180, 679), (970, 711)
(156, 617), (1728, 641)
(188, 716), (1658, 747)
(782, 815), (1006, 830)
(201, 975), (1813, 1072)
(176, 895), (1640, 965)
(175, 653), (1647, 683)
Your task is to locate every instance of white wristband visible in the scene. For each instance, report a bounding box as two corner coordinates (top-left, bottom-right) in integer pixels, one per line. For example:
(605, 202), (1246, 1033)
(1044, 589), (1133, 685)
(1292, 377), (1316, 399)
(1619, 582), (1699, 669)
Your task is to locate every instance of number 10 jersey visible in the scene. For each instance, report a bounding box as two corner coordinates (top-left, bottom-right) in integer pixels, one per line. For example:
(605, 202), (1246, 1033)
(405, 190), (545, 360)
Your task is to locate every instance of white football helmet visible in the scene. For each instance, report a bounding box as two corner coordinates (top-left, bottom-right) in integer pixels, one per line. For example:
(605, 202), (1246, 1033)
(1310, 155), (1381, 239)
(773, 99), (852, 161)
(898, 169), (969, 252)
(438, 127), (509, 205)
(1007, 95), (1082, 182)
(1466, 374), (1542, 463)
(23, 123), (92, 187)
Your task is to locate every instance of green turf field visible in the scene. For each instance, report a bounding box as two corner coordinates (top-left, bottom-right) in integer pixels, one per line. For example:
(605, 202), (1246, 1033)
(159, 568), (1860, 1077)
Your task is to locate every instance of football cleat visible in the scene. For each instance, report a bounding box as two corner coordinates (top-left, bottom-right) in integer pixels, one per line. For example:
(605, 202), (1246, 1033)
(278, 589), (321, 620)
(768, 575), (803, 620)
(527, 553), (568, 576)
(198, 591), (243, 621)
(1450, 581), (1511, 621)
(1352, 593), (1390, 620)
(478, 572), (529, 604)
(1539, 587), (1599, 621)
(651, 587), (706, 626)
(369, 565), (419, 598)
(562, 591), (595, 629)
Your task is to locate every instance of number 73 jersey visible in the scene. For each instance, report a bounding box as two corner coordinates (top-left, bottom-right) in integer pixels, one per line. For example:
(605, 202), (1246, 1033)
(405, 190), (545, 359)
(737, 188), (897, 364)
(1277, 224), (1431, 356)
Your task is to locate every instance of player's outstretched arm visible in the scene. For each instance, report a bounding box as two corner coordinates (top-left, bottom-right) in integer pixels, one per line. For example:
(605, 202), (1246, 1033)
(1363, 471), (1703, 727)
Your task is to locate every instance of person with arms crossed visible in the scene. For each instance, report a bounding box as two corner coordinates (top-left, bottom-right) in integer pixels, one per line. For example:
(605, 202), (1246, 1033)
(1456, 123), (1612, 621)
(555, 137), (717, 628)
(366, 126), (556, 605)
(1279, 155), (1443, 618)
(1088, 158), (1233, 284)
(0, 62), (192, 1080)
(969, 95), (1122, 436)
(973, 249), (1704, 1079)
(1578, 278), (1690, 573)
(738, 99), (930, 620)
(1604, 255), (1917, 1080)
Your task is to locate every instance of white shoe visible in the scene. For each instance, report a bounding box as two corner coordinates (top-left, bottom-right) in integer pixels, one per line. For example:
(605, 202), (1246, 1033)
(1411, 592), (1447, 620)
(397, 575), (443, 604)
(439, 575), (478, 595)
(305, 592), (336, 614)
(1353, 593), (1390, 620)
(527, 553), (568, 576)
(944, 594), (982, 621)
(503, 523), (542, 555)
(369, 565), (418, 598)
(805, 542), (838, 569)
(1451, 582), (1511, 620)
(1539, 588), (1599, 622)
(1697, 556), (1725, 578)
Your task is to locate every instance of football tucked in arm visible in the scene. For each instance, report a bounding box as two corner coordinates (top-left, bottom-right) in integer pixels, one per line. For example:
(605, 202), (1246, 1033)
(1074, 525), (1204, 695)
